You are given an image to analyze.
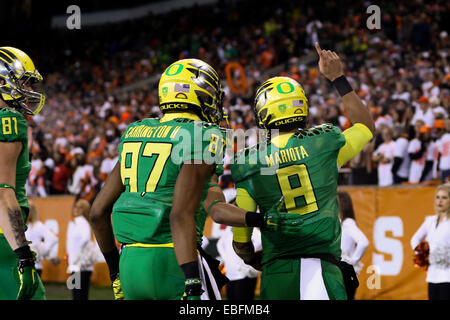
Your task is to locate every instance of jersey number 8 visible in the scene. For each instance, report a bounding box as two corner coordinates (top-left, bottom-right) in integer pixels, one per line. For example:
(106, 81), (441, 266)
(276, 164), (318, 215)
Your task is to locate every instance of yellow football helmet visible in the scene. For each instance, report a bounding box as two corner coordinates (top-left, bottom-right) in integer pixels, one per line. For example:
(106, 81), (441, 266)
(0, 47), (45, 116)
(254, 76), (308, 129)
(158, 58), (224, 124)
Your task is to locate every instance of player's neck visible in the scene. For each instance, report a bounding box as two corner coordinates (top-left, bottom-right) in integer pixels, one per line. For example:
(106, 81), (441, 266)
(271, 129), (297, 138)
(270, 130), (297, 148)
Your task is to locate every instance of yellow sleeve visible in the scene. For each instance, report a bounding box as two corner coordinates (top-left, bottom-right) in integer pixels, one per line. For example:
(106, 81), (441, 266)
(337, 123), (373, 168)
(232, 187), (257, 243)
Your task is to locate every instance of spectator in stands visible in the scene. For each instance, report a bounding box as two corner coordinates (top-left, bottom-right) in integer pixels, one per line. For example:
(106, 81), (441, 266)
(392, 125), (411, 184)
(410, 184), (450, 300)
(373, 127), (397, 186)
(408, 125), (434, 184)
(99, 145), (119, 187)
(51, 152), (71, 195)
(68, 151), (97, 202)
(436, 120), (450, 183)
(411, 96), (435, 128)
(29, 151), (47, 197)
(338, 191), (369, 300)
(349, 137), (376, 185)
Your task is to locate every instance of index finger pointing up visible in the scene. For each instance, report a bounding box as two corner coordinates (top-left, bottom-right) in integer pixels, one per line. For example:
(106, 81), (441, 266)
(315, 42), (322, 56)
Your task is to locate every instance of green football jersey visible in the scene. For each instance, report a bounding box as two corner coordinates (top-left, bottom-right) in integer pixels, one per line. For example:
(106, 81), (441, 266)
(231, 124), (346, 264)
(0, 107), (30, 229)
(112, 117), (225, 245)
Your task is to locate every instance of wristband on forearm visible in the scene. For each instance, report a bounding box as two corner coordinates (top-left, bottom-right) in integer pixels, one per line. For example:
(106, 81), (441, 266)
(245, 212), (264, 228)
(180, 261), (200, 280)
(331, 75), (353, 97)
(0, 183), (15, 192)
(103, 249), (120, 279)
(14, 245), (34, 260)
(207, 199), (223, 215)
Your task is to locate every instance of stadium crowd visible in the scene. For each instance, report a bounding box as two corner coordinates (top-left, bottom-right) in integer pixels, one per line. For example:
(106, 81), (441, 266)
(23, 0), (449, 202)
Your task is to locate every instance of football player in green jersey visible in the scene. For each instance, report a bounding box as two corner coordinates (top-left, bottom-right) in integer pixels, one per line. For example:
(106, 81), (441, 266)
(90, 58), (301, 300)
(221, 43), (376, 300)
(0, 47), (46, 300)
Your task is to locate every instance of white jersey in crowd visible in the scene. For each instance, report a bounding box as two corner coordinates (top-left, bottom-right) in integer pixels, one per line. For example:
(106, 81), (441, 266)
(216, 226), (261, 281)
(408, 139), (434, 183)
(100, 156), (118, 177)
(394, 137), (410, 180)
(430, 141), (440, 180)
(340, 218), (369, 275)
(410, 215), (450, 284)
(66, 215), (104, 273)
(100, 156), (119, 188)
(67, 164), (94, 195)
(373, 140), (396, 186)
(437, 133), (450, 172)
(25, 221), (58, 270)
(411, 107), (435, 128)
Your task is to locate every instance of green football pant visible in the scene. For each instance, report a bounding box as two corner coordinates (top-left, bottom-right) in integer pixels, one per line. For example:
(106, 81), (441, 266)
(119, 246), (185, 300)
(0, 235), (46, 300)
(260, 258), (347, 300)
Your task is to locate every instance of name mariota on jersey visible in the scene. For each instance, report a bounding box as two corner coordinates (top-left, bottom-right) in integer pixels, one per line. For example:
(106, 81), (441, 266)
(265, 145), (309, 167)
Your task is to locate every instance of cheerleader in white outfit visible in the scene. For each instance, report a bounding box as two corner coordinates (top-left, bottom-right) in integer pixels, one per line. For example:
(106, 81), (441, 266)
(66, 199), (103, 300)
(411, 184), (450, 300)
(25, 202), (59, 276)
(338, 191), (369, 299)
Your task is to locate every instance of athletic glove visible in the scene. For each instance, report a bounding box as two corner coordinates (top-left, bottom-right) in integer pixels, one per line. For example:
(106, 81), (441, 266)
(111, 273), (124, 300)
(15, 245), (39, 300)
(262, 196), (304, 233)
(181, 278), (204, 300)
(103, 249), (123, 300)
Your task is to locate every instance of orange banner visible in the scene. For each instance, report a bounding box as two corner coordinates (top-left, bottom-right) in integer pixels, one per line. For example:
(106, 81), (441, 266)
(31, 196), (109, 286)
(340, 186), (434, 300)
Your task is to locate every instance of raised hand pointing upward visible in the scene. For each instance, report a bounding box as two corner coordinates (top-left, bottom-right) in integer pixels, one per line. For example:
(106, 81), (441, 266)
(315, 42), (344, 81)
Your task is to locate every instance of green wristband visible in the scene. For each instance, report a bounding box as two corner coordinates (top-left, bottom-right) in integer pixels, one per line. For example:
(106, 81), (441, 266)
(0, 183), (15, 192)
(207, 199), (224, 215)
